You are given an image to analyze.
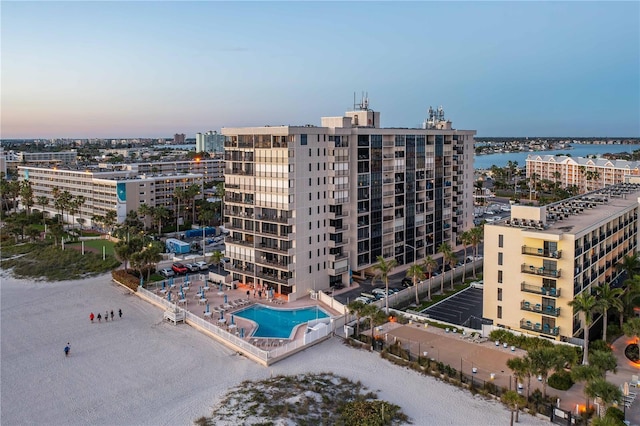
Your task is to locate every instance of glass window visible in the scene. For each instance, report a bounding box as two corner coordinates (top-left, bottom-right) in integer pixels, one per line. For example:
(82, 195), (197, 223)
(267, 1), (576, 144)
(498, 252), (503, 265)
(498, 270), (503, 283)
(498, 234), (503, 248)
(301, 134), (307, 145)
(497, 288), (502, 301)
(497, 306), (502, 319)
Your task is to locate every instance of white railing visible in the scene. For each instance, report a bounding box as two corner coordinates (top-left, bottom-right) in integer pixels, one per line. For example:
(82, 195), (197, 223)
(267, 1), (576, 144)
(135, 285), (332, 365)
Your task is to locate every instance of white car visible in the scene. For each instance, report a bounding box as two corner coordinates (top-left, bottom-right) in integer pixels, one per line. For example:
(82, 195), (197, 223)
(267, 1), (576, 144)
(194, 261), (208, 271)
(185, 263), (200, 272)
(354, 296), (372, 304)
(159, 268), (175, 278)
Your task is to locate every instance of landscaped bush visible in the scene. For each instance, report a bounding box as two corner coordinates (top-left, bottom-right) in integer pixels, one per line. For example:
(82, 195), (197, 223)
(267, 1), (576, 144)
(604, 406), (625, 423)
(590, 339), (612, 353)
(547, 370), (574, 390)
(625, 344), (639, 363)
(488, 329), (554, 351)
(112, 270), (139, 292)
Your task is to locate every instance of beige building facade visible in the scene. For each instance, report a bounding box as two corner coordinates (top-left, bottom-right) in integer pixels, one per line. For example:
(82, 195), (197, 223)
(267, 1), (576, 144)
(17, 165), (204, 227)
(526, 154), (640, 193)
(483, 183), (640, 341)
(222, 106), (476, 301)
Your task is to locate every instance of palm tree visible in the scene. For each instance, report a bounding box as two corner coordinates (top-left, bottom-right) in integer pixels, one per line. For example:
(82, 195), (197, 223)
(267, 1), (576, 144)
(623, 317), (640, 358)
(210, 250), (224, 272)
(138, 204), (153, 230)
(143, 245), (163, 281)
(36, 196), (49, 225)
(568, 292), (598, 365)
(595, 282), (623, 343)
(20, 180), (34, 215)
(185, 183), (202, 223)
(104, 210), (117, 234)
(173, 187), (186, 232)
(372, 255), (397, 315)
(151, 206), (170, 235)
(469, 226), (483, 278)
(571, 364), (602, 413)
(437, 242), (451, 294)
(445, 250), (458, 290)
(529, 172), (539, 200)
(507, 356), (533, 398)
(215, 181), (225, 225)
(459, 231), (472, 284)
(585, 378), (622, 417)
(406, 263), (426, 305)
(620, 277), (640, 327)
(617, 253), (640, 281)
(423, 256), (437, 301)
(347, 300), (366, 338)
(502, 390), (525, 426)
(528, 347), (558, 398)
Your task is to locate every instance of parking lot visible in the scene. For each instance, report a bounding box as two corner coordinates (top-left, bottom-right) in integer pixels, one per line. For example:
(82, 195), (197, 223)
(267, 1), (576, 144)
(420, 286), (484, 328)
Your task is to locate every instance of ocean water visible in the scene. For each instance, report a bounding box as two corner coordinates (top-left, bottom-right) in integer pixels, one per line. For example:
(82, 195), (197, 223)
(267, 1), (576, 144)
(474, 144), (640, 169)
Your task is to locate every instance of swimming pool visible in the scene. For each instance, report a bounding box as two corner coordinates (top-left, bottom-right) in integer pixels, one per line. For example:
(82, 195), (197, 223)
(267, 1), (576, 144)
(234, 305), (329, 338)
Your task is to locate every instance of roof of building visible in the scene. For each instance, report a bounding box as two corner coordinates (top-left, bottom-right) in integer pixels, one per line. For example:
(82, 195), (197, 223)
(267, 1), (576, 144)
(494, 182), (640, 236)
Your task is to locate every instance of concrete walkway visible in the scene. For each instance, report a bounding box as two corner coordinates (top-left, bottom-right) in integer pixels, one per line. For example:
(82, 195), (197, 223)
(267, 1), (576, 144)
(379, 322), (640, 423)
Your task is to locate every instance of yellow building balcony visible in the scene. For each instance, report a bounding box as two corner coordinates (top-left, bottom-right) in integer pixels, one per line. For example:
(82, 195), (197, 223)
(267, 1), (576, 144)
(521, 246), (562, 259)
(521, 264), (561, 278)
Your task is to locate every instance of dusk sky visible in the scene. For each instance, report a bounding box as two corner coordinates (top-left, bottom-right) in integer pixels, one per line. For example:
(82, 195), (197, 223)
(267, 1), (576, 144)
(2, 1), (638, 139)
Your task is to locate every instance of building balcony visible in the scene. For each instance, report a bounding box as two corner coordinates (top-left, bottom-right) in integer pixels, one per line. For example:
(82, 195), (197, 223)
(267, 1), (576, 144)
(257, 243), (292, 255)
(256, 271), (291, 285)
(329, 224), (349, 233)
(256, 214), (292, 224)
(521, 246), (562, 259)
(329, 252), (349, 261)
(255, 257), (290, 270)
(331, 210), (349, 218)
(227, 238), (255, 248)
(520, 301), (561, 317)
(520, 319), (560, 336)
(520, 282), (561, 297)
(328, 238), (349, 248)
(521, 264), (561, 278)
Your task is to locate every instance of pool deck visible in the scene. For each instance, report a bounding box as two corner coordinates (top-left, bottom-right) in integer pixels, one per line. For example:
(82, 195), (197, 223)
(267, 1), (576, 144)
(146, 277), (343, 351)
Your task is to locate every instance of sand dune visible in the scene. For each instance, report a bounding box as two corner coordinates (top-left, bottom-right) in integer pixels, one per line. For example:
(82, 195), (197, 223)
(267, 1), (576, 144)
(1, 272), (547, 425)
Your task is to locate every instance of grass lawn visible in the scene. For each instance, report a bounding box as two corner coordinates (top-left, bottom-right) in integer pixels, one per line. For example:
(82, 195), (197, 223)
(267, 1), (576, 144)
(66, 239), (115, 256)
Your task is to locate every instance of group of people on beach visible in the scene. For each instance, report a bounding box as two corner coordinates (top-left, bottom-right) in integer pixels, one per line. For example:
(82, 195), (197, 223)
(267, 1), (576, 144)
(89, 309), (122, 323)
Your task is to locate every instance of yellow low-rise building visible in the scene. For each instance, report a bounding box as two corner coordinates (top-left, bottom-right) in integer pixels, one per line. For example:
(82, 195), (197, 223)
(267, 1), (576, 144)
(483, 182), (639, 341)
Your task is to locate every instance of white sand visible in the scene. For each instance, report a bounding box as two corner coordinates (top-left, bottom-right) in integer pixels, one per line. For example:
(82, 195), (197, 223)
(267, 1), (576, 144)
(1, 273), (547, 425)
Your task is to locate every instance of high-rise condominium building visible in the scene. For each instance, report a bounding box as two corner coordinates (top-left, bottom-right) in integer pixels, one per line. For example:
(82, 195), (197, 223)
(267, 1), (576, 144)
(196, 131), (225, 153)
(483, 182), (639, 342)
(526, 154), (640, 193)
(222, 102), (476, 301)
(173, 133), (186, 144)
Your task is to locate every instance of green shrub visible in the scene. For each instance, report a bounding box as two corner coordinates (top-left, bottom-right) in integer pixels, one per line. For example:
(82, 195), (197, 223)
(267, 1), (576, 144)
(112, 270), (139, 292)
(548, 370), (573, 390)
(604, 406), (625, 423)
(590, 339), (612, 353)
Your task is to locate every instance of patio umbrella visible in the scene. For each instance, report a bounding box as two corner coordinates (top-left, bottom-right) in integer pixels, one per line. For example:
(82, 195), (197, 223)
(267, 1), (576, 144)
(230, 315), (235, 325)
(139, 276), (144, 287)
(218, 283), (222, 291)
(167, 291), (171, 302)
(180, 284), (183, 293)
(185, 274), (190, 283)
(169, 276), (174, 287)
(240, 328), (245, 338)
(180, 291), (185, 300)
(206, 304), (210, 313)
(162, 281), (166, 290)
(220, 310), (224, 320)
(224, 294), (228, 304)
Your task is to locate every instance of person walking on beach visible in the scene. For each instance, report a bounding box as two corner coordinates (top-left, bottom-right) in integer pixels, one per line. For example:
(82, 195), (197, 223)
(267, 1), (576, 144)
(105, 311), (109, 322)
(64, 343), (70, 357)
(118, 309), (122, 319)
(97, 313), (102, 322)
(110, 310), (114, 321)
(90, 312), (94, 323)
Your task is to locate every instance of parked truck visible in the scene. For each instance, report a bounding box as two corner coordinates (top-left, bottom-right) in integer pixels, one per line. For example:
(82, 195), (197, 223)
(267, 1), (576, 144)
(165, 238), (191, 254)
(184, 227), (217, 239)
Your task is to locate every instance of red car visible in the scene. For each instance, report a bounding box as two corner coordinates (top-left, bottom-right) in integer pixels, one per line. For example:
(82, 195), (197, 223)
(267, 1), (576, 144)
(171, 262), (188, 274)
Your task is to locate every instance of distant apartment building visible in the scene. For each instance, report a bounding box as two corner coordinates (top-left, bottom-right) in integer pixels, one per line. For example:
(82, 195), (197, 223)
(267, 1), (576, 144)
(483, 183), (639, 342)
(526, 154), (640, 193)
(196, 131), (225, 154)
(222, 102), (475, 301)
(98, 159), (225, 182)
(17, 165), (204, 227)
(173, 133), (186, 144)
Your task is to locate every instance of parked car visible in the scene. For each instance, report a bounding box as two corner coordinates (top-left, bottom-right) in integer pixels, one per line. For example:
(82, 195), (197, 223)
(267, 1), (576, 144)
(159, 268), (175, 278)
(354, 296), (372, 304)
(194, 261), (208, 271)
(185, 263), (200, 272)
(401, 277), (413, 287)
(372, 288), (389, 297)
(466, 255), (483, 263)
(171, 262), (188, 274)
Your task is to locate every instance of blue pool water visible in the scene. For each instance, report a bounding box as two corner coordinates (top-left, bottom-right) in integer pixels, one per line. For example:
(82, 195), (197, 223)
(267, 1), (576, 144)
(234, 305), (329, 338)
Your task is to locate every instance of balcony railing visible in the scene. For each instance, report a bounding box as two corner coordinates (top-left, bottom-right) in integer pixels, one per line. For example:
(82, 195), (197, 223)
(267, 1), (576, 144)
(521, 246), (562, 259)
(520, 319), (560, 336)
(520, 282), (561, 297)
(520, 301), (561, 317)
(521, 264), (561, 278)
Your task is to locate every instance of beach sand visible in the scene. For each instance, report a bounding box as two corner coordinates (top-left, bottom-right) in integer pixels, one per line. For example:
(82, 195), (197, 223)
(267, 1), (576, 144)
(1, 272), (547, 425)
